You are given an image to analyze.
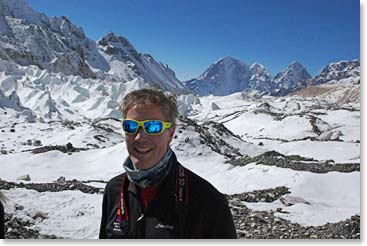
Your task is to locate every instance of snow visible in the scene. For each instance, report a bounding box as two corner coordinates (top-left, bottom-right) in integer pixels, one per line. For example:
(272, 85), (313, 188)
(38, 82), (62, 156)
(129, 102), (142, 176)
(0, 144), (126, 183)
(0, 0), (361, 240)
(1, 87), (361, 237)
(0, 81), (361, 239)
(3, 188), (103, 239)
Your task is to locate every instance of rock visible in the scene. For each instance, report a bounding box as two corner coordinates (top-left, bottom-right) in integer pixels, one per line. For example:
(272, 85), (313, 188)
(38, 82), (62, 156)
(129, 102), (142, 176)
(15, 205), (24, 211)
(317, 131), (333, 141)
(330, 130), (342, 140)
(211, 102), (220, 110)
(56, 176), (66, 183)
(17, 174), (31, 182)
(10, 129), (15, 133)
(274, 218), (282, 224)
(26, 140), (32, 145)
(32, 212), (48, 221)
(228, 150), (359, 173)
(280, 195), (310, 206)
(87, 143), (100, 148)
(66, 142), (73, 150)
(33, 140), (42, 146)
(4, 214), (61, 239)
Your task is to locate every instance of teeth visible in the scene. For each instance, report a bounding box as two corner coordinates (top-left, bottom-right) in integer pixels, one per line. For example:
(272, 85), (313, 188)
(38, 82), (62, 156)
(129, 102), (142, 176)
(135, 147), (152, 154)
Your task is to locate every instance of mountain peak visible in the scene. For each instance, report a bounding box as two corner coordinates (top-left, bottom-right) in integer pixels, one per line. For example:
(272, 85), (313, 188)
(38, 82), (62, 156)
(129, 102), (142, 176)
(98, 32), (133, 48)
(288, 61), (306, 70)
(308, 60), (360, 86)
(273, 61), (311, 95)
(221, 56), (236, 61)
(250, 62), (265, 70)
(216, 56), (244, 65)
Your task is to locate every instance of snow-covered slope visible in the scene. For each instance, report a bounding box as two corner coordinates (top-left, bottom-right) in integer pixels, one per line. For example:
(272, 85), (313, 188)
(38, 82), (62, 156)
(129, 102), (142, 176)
(97, 32), (187, 93)
(0, 89), (360, 238)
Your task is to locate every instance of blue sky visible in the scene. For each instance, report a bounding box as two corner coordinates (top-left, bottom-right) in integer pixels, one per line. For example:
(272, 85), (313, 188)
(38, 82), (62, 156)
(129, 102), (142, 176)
(28, 0), (360, 81)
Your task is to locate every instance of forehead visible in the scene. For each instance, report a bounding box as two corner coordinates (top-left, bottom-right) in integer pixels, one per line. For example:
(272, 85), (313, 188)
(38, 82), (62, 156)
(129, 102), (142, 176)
(126, 103), (165, 120)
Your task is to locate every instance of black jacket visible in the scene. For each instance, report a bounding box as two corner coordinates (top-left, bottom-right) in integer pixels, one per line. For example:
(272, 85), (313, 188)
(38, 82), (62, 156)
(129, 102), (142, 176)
(99, 153), (237, 239)
(0, 201), (4, 239)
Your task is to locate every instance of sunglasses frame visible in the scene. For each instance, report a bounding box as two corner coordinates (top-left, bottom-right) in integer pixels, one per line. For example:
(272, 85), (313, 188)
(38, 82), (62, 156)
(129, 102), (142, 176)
(121, 119), (172, 135)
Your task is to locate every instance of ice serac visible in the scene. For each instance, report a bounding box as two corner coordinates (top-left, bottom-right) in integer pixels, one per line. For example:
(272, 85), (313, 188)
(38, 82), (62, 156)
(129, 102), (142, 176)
(273, 61), (311, 96)
(0, 89), (36, 121)
(0, 0), (188, 94)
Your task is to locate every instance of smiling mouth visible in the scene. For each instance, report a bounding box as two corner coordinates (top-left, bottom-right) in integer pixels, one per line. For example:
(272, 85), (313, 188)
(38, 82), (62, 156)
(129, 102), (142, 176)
(134, 147), (153, 154)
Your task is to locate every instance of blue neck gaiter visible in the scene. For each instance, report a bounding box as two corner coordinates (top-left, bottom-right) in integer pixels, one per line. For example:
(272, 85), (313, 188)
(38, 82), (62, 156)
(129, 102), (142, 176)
(123, 148), (174, 188)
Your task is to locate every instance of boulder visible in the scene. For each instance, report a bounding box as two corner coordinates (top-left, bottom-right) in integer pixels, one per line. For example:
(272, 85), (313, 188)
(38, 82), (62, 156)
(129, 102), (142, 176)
(33, 140), (42, 146)
(17, 174), (31, 181)
(280, 195), (311, 206)
(211, 102), (220, 110)
(330, 130), (343, 140)
(317, 131), (333, 141)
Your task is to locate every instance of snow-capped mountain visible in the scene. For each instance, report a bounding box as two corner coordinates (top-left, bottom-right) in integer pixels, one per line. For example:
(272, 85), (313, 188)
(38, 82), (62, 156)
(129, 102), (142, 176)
(184, 56), (273, 96)
(0, 0), (188, 93)
(185, 57), (359, 97)
(272, 61), (312, 96)
(248, 62), (273, 93)
(97, 32), (187, 92)
(306, 60), (360, 86)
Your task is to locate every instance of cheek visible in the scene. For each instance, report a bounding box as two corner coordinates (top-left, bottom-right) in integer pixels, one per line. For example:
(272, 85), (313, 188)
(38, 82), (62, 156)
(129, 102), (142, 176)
(125, 135), (134, 146)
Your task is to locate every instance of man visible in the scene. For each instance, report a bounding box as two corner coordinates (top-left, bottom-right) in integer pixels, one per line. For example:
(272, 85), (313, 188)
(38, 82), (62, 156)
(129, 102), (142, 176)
(99, 88), (237, 239)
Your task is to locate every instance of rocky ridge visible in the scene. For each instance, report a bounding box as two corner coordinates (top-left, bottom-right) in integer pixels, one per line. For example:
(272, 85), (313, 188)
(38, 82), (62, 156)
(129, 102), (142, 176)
(228, 151), (360, 173)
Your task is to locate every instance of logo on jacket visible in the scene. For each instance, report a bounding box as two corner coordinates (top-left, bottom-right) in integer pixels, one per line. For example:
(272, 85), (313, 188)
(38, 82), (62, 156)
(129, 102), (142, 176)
(155, 223), (174, 230)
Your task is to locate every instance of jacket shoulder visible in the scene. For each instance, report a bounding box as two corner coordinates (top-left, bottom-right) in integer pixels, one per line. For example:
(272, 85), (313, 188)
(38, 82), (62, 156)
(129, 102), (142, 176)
(104, 173), (125, 194)
(183, 166), (226, 203)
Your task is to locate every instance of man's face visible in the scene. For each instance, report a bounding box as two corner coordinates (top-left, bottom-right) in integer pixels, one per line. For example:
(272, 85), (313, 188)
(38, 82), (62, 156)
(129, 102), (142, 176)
(125, 103), (175, 170)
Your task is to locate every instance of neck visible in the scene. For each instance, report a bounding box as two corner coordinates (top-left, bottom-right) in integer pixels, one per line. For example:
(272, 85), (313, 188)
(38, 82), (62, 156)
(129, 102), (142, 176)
(123, 148), (174, 188)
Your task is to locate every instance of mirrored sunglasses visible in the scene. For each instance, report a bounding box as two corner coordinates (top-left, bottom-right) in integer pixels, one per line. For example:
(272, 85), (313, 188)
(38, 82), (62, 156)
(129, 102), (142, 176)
(122, 119), (172, 135)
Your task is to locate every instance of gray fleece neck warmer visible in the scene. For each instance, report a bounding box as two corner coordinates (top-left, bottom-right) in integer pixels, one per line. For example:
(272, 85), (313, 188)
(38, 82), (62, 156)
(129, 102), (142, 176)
(123, 148), (174, 188)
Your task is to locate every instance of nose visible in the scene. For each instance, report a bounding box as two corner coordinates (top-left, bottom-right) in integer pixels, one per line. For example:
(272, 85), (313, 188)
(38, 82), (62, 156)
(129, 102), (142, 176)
(134, 126), (148, 140)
